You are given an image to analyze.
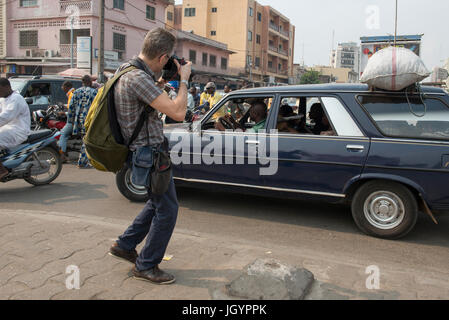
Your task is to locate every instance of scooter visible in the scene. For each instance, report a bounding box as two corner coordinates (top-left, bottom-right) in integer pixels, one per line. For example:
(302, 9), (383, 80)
(0, 129), (63, 185)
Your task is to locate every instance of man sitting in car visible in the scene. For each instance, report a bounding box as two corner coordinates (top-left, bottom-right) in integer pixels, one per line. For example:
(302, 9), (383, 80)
(215, 101), (267, 133)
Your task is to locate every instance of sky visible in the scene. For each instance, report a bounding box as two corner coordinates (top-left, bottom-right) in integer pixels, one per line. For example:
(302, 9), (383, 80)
(174, 0), (449, 71)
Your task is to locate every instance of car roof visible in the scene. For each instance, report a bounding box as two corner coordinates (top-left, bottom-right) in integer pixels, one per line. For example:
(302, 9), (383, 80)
(232, 83), (447, 95)
(8, 76), (82, 82)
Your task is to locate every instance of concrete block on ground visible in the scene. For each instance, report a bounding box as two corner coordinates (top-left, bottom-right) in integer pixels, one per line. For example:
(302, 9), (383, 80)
(225, 258), (314, 300)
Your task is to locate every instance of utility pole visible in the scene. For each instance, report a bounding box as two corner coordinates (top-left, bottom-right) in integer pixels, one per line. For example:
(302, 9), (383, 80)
(98, 0), (105, 83)
(394, 0), (398, 46)
(70, 16), (74, 68)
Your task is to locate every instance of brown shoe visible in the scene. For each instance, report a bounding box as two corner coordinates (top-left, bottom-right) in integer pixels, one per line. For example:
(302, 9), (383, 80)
(132, 265), (175, 285)
(108, 242), (138, 264)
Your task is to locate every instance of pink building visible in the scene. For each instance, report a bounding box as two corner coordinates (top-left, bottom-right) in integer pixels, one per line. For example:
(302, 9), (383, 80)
(174, 29), (238, 89)
(1, 0), (172, 76)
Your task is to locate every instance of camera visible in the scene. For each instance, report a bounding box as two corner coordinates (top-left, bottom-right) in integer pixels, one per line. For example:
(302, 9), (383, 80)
(162, 55), (194, 82)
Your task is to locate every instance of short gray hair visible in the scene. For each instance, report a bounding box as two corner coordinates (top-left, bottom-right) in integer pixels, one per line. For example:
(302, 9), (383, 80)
(141, 28), (176, 60)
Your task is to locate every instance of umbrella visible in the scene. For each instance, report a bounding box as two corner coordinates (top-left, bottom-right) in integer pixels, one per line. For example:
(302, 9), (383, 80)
(58, 68), (92, 78)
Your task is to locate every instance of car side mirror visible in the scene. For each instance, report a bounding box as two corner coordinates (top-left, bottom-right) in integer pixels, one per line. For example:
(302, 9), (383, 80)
(25, 97), (33, 105)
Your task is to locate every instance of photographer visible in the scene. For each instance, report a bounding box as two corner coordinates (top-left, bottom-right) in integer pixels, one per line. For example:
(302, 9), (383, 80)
(109, 28), (192, 285)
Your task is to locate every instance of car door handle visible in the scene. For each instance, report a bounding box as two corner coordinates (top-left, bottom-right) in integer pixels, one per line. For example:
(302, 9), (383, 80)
(246, 140), (260, 145)
(346, 145), (365, 152)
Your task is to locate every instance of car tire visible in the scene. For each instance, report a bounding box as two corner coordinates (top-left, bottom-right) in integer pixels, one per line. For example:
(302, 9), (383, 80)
(351, 180), (418, 239)
(115, 165), (150, 202)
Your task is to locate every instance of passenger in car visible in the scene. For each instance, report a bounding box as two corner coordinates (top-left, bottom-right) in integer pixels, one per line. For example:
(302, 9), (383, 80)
(277, 105), (312, 134)
(309, 103), (335, 136)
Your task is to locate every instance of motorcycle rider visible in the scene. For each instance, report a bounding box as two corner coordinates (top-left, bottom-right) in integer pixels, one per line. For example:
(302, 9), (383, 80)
(0, 78), (31, 179)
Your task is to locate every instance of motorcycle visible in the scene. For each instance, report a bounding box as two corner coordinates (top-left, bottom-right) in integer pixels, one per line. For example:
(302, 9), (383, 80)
(0, 129), (63, 185)
(32, 105), (83, 155)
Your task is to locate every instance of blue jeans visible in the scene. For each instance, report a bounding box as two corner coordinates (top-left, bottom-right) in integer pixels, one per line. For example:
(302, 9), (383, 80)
(57, 122), (73, 153)
(117, 175), (179, 271)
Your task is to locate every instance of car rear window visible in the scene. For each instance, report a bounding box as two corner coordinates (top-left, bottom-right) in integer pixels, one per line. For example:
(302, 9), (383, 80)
(358, 95), (449, 140)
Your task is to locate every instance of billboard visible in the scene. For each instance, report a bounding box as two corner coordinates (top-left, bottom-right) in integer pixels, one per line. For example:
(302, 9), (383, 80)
(77, 36), (92, 70)
(360, 35), (422, 76)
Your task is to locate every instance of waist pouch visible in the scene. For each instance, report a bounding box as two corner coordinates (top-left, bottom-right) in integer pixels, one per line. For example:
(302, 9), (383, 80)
(131, 146), (154, 188)
(131, 145), (172, 196)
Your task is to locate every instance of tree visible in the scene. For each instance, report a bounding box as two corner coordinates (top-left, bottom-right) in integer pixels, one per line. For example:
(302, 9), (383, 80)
(300, 71), (321, 84)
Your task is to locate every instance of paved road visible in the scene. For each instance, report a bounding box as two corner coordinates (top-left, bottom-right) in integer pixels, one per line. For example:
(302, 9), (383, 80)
(1, 164), (448, 299)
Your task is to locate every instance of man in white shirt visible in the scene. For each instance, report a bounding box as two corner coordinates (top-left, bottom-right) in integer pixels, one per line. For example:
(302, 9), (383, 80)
(0, 78), (31, 179)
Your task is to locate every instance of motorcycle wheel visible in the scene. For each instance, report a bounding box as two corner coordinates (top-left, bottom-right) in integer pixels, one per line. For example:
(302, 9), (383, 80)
(116, 165), (149, 202)
(24, 147), (62, 186)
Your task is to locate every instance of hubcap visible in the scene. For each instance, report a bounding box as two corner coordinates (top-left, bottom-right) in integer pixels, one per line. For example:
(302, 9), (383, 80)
(125, 168), (148, 196)
(363, 191), (405, 230)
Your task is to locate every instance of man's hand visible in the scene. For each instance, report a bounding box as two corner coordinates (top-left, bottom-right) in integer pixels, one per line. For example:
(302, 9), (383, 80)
(174, 59), (192, 82)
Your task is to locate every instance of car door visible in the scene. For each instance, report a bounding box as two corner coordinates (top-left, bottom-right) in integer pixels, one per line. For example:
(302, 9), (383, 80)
(179, 94), (275, 186)
(261, 94), (370, 198)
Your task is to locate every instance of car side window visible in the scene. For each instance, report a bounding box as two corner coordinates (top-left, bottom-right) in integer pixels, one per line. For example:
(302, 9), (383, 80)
(275, 96), (336, 136)
(24, 82), (51, 105)
(358, 95), (449, 140)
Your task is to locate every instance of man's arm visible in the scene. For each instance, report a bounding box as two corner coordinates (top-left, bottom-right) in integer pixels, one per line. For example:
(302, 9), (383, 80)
(0, 98), (21, 127)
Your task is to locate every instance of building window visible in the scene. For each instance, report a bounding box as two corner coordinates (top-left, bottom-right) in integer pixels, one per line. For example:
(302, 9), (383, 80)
(60, 29), (90, 45)
(212, 7), (217, 13)
(167, 11), (173, 21)
(255, 57), (260, 67)
(202, 53), (208, 66)
(113, 0), (124, 10)
(210, 55), (216, 68)
(257, 12), (262, 22)
(19, 30), (38, 47)
(189, 50), (196, 64)
(221, 58), (227, 70)
(146, 6), (155, 20)
(113, 33), (126, 52)
(185, 8), (196, 17)
(248, 31), (252, 42)
(211, 30), (216, 36)
(256, 34), (261, 44)
(249, 7), (253, 17)
(20, 0), (37, 7)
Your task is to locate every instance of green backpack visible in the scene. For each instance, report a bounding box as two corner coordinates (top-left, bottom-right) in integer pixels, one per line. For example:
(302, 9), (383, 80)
(83, 66), (150, 173)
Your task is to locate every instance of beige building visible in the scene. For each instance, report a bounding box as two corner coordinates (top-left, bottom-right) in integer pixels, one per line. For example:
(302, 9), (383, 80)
(311, 66), (359, 84)
(176, 0), (295, 84)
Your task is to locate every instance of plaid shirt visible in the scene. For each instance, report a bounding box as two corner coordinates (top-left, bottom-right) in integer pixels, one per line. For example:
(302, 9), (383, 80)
(114, 58), (164, 150)
(67, 86), (98, 135)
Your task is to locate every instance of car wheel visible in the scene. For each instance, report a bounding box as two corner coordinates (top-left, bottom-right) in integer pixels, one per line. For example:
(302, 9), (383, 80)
(115, 165), (149, 202)
(351, 181), (418, 239)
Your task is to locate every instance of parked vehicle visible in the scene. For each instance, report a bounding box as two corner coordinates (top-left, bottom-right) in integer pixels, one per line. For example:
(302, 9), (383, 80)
(0, 129), (63, 186)
(32, 104), (83, 154)
(116, 83), (449, 239)
(9, 76), (82, 116)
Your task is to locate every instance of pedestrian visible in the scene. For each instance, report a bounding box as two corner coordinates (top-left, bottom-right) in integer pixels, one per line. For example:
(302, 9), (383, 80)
(66, 75), (97, 168)
(58, 81), (75, 162)
(109, 27), (191, 285)
(164, 81), (181, 124)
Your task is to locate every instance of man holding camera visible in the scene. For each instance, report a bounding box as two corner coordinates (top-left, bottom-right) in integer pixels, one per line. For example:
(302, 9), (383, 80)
(109, 28), (192, 285)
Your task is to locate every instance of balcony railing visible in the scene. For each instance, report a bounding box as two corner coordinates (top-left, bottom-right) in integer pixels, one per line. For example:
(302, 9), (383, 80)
(60, 0), (92, 14)
(269, 22), (279, 32)
(267, 67), (277, 74)
(280, 29), (289, 38)
(279, 48), (288, 56)
(268, 45), (278, 53)
(60, 44), (77, 58)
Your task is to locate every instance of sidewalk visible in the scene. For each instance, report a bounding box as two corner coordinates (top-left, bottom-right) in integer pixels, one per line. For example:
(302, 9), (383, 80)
(0, 209), (448, 300)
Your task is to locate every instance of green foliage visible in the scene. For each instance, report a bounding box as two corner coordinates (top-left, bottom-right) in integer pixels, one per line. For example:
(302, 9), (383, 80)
(300, 71), (321, 84)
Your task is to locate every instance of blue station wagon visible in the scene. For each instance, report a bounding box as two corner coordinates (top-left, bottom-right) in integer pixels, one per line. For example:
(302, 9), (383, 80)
(116, 84), (449, 239)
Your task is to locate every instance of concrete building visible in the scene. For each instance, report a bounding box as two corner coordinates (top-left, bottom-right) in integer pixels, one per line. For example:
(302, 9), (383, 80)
(176, 0), (295, 85)
(0, 0), (173, 77)
(311, 66), (359, 84)
(431, 67), (449, 83)
(330, 42), (360, 75)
